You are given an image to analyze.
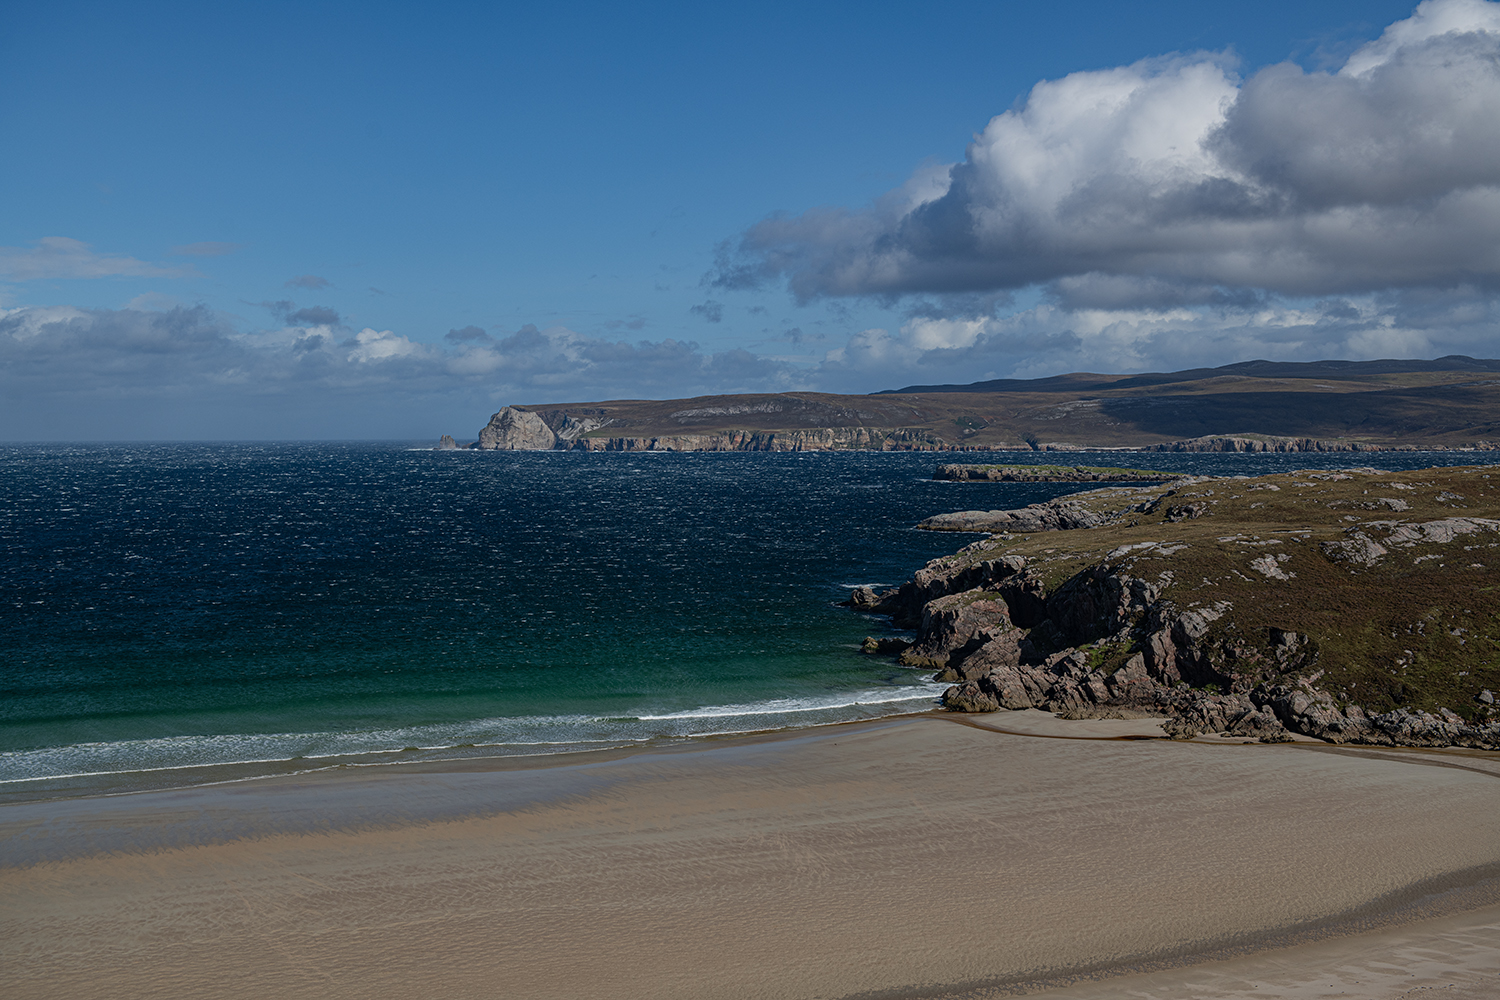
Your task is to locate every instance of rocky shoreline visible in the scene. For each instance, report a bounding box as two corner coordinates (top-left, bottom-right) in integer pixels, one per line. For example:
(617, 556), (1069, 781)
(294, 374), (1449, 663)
(440, 407), (1500, 454)
(851, 466), (1500, 750)
(934, 463), (1188, 482)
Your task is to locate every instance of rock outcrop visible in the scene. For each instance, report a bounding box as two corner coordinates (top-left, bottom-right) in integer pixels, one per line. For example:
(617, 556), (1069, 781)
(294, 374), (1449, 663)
(476, 407), (558, 450)
(1142, 434), (1427, 453)
(854, 465), (1500, 750)
(935, 464), (1186, 483)
(469, 410), (966, 452)
(917, 499), (1117, 533)
(565, 426), (951, 452)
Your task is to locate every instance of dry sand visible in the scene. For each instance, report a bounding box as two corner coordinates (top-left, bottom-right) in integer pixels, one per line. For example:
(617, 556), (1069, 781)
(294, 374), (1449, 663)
(3, 714), (1499, 1000)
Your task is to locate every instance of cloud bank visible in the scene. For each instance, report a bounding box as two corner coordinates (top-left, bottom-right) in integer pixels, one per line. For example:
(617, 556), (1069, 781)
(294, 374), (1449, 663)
(717, 0), (1500, 309)
(819, 288), (1500, 391)
(0, 305), (803, 439)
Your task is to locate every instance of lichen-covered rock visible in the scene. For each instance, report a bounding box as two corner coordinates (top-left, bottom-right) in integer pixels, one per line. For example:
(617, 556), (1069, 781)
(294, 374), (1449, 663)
(1382, 517), (1500, 547)
(1321, 532), (1388, 567)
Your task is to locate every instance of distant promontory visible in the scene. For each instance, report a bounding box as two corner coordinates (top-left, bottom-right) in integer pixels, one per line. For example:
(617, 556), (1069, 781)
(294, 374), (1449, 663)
(442, 356), (1500, 453)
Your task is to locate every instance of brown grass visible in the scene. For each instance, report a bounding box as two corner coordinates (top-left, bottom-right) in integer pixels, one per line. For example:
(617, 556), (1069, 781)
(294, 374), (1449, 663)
(927, 465), (1500, 718)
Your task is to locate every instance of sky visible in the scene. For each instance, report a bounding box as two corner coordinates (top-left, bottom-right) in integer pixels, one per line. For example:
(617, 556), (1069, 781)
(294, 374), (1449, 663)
(3, 0), (1498, 440)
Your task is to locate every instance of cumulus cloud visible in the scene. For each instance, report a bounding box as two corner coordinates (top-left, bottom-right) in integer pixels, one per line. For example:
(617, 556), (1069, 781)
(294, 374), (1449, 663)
(0, 237), (188, 281)
(807, 287), (1500, 392)
(347, 327), (422, 363)
(717, 0), (1500, 305)
(286, 274), (331, 290)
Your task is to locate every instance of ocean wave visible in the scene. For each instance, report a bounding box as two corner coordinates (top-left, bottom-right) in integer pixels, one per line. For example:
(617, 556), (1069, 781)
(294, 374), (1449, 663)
(0, 684), (944, 789)
(634, 685), (943, 721)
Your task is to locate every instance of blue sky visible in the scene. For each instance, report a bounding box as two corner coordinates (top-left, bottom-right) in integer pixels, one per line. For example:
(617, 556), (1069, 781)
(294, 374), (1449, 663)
(4, 0), (1497, 439)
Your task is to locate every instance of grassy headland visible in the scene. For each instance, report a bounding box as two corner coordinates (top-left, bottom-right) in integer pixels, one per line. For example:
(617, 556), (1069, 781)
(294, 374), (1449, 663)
(464, 357), (1500, 451)
(863, 464), (1500, 744)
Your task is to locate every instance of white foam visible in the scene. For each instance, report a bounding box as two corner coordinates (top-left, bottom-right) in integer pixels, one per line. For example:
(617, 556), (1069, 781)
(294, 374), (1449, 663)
(0, 685), (944, 787)
(635, 685), (943, 721)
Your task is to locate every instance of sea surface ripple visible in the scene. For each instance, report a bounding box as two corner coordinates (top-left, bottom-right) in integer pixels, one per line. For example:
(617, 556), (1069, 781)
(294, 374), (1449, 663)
(0, 443), (1484, 800)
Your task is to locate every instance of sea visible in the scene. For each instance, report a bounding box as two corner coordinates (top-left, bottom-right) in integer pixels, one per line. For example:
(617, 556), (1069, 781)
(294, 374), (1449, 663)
(2, 444), (1490, 804)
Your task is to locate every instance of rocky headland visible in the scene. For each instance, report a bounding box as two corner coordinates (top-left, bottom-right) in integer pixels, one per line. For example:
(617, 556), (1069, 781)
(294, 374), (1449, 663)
(851, 465), (1500, 749)
(935, 463), (1187, 482)
(437, 357), (1500, 453)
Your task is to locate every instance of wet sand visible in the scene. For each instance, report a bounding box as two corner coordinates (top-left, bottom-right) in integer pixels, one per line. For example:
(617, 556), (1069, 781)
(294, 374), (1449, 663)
(1027, 902), (1500, 999)
(3, 714), (1499, 999)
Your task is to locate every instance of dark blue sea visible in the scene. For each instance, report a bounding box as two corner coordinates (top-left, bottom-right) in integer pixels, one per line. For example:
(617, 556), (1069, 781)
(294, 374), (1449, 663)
(2, 444), (1488, 802)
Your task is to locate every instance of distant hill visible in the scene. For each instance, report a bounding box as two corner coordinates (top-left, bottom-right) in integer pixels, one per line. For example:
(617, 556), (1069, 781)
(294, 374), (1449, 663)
(456, 356), (1500, 452)
(880, 356), (1500, 394)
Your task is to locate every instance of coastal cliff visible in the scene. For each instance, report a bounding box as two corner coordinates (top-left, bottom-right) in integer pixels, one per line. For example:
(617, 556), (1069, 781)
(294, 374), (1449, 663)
(444, 358), (1500, 452)
(470, 405), (957, 451)
(853, 465), (1500, 749)
(566, 426), (948, 451)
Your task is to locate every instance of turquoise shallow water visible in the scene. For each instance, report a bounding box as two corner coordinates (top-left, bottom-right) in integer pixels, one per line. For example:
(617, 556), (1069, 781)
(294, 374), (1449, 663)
(1, 444), (1489, 800)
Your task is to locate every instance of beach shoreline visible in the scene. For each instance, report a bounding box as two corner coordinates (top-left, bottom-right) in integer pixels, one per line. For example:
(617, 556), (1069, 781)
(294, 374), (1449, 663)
(4, 712), (1498, 999)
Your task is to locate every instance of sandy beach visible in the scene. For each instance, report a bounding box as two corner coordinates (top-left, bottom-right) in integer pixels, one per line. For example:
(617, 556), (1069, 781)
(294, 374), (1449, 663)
(4, 714), (1499, 1000)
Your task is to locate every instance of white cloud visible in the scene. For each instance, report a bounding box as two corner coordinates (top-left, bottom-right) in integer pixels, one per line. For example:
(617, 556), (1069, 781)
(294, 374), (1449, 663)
(1, 292), (1496, 438)
(719, 0), (1500, 304)
(347, 328), (423, 363)
(0, 237), (189, 281)
(1341, 0), (1500, 75)
(817, 288), (1500, 391)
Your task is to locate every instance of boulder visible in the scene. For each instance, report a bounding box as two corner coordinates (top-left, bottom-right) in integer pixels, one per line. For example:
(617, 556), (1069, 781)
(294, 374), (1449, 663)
(1164, 502), (1208, 522)
(860, 636), (912, 656)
